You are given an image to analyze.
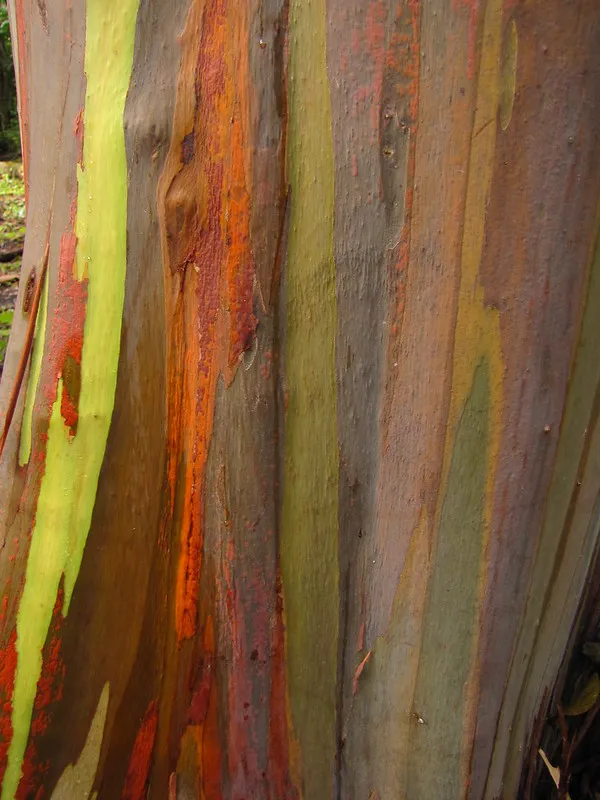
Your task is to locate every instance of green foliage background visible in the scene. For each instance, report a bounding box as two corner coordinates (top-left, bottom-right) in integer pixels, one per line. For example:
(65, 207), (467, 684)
(0, 1), (20, 156)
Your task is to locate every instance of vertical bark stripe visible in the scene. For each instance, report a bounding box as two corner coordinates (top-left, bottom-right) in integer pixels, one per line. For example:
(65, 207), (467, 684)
(2, 1), (138, 796)
(280, 0), (339, 796)
(158, 0), (256, 643)
(409, 0), (505, 791)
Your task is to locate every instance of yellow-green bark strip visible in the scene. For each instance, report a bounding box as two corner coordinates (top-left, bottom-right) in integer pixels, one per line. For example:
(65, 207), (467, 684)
(18, 277), (48, 466)
(2, 1), (138, 796)
(280, 0), (339, 796)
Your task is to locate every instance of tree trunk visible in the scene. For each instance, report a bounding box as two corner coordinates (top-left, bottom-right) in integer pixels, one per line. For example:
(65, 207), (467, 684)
(0, 0), (599, 798)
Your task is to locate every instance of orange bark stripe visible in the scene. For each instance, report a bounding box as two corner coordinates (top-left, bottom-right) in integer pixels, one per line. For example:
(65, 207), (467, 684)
(159, 0), (255, 642)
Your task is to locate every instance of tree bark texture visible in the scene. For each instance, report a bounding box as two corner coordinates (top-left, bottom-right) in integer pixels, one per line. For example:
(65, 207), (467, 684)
(0, 0), (599, 798)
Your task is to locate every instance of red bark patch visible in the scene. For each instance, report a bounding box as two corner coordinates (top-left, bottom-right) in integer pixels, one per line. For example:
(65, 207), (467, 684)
(267, 570), (300, 799)
(16, 588), (65, 799)
(46, 231), (87, 435)
(73, 109), (84, 165)
(121, 700), (159, 800)
(0, 630), (18, 785)
(188, 652), (213, 727)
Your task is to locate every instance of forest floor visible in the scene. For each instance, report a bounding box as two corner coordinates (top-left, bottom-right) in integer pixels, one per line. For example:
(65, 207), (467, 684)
(0, 160), (25, 376)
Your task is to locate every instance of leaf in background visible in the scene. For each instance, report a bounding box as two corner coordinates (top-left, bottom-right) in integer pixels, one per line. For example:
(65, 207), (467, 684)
(563, 672), (600, 716)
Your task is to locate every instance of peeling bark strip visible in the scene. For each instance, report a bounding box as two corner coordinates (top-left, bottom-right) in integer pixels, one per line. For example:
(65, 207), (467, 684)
(0, 0), (599, 798)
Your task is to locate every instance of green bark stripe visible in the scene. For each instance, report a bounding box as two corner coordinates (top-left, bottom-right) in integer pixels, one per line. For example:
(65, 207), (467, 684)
(408, 361), (490, 798)
(280, 0), (339, 796)
(2, 1), (138, 796)
(18, 276), (48, 466)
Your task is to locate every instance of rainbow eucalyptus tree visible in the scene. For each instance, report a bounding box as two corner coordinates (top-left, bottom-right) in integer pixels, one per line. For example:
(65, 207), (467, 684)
(0, 0), (599, 797)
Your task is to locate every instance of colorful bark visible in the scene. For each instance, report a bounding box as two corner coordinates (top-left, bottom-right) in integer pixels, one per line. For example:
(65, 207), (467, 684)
(0, 0), (599, 798)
